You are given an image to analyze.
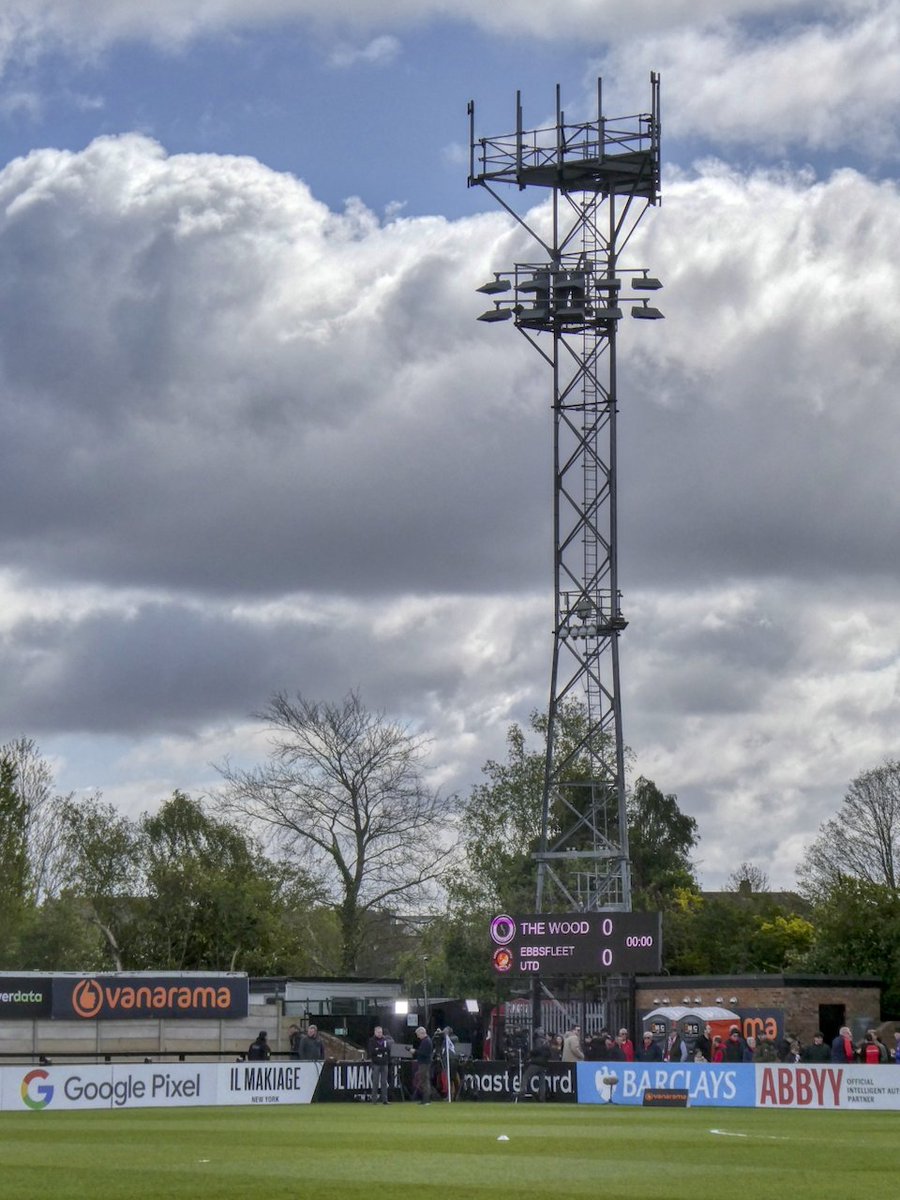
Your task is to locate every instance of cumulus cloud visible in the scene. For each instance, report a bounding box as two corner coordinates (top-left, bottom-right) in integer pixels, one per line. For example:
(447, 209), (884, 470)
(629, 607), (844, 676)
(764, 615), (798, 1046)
(594, 2), (900, 160)
(328, 35), (401, 69)
(0, 0), (863, 75)
(2, 132), (899, 883)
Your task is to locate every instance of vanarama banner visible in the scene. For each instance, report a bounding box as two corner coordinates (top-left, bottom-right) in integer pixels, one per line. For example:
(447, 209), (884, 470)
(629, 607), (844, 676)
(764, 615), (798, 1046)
(51, 975), (249, 1020)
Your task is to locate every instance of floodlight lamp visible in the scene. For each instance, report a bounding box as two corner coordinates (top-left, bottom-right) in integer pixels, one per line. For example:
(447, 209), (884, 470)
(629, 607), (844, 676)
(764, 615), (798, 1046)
(596, 277), (621, 291)
(394, 999), (409, 1015)
(632, 275), (663, 290)
(694, 996), (702, 1003)
(477, 308), (512, 323)
(477, 277), (512, 295)
(465, 999), (480, 1014)
(631, 306), (664, 320)
(594, 306), (622, 321)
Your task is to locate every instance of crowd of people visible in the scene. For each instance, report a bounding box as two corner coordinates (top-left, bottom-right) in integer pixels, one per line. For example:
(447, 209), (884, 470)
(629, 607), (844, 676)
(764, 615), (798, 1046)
(244, 1017), (900, 1100)
(519, 1022), (900, 1072)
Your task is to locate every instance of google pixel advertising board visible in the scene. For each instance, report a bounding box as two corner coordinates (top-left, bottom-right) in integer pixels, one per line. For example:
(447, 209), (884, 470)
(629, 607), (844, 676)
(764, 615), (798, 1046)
(490, 912), (661, 978)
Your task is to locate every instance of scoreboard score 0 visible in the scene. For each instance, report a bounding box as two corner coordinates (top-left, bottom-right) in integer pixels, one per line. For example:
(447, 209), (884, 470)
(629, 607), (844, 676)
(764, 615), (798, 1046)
(489, 911), (661, 977)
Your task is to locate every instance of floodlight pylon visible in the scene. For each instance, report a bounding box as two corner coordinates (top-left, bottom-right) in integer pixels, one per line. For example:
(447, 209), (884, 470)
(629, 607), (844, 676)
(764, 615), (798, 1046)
(469, 76), (662, 918)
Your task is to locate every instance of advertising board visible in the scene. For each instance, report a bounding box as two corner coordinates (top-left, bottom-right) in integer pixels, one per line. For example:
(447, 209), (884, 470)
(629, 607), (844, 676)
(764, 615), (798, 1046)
(1, 1062), (320, 1112)
(576, 1062), (755, 1107)
(756, 1064), (900, 1110)
(51, 975), (249, 1021)
(0, 976), (53, 1019)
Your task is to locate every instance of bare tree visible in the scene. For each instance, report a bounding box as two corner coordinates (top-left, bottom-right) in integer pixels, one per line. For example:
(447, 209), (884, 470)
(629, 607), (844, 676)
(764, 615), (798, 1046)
(217, 692), (453, 973)
(798, 759), (900, 898)
(1, 737), (72, 903)
(725, 861), (770, 894)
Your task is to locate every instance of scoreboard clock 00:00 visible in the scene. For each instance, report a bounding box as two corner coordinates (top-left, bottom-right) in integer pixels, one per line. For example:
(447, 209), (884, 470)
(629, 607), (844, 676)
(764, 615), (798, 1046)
(489, 912), (661, 977)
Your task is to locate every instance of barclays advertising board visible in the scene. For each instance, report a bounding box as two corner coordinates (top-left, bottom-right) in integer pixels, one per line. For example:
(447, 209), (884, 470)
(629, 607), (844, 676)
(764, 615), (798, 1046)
(577, 1062), (756, 1107)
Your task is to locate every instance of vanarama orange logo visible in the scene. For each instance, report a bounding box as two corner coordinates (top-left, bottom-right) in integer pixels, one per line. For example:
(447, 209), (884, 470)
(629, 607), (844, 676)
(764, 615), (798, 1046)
(68, 977), (237, 1019)
(72, 978), (104, 1019)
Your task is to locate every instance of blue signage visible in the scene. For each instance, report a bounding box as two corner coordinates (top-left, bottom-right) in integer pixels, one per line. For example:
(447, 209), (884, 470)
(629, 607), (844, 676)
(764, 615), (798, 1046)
(577, 1062), (756, 1107)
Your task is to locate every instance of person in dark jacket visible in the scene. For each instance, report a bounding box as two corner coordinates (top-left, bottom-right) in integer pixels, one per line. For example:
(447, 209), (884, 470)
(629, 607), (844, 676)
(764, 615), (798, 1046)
(413, 1027), (433, 1105)
(801, 1032), (831, 1063)
(298, 1023), (325, 1060)
(367, 1025), (392, 1104)
(247, 1031), (271, 1061)
(635, 1032), (663, 1062)
(522, 1027), (551, 1101)
(722, 1027), (745, 1063)
(831, 1026), (855, 1063)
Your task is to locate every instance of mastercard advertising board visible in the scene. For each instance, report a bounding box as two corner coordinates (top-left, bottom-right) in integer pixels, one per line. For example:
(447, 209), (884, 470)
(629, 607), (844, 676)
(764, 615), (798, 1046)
(51, 974), (249, 1020)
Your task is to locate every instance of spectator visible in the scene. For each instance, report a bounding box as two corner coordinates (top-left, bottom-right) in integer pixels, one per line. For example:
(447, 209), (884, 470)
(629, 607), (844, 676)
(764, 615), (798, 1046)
(860, 1031), (885, 1065)
(722, 1027), (745, 1063)
(894, 1031), (900, 1065)
(801, 1032), (831, 1063)
(616, 1028), (635, 1062)
(663, 1030), (688, 1062)
(710, 1035), (725, 1064)
(831, 1026), (855, 1063)
(694, 1024), (713, 1061)
(413, 1027), (433, 1105)
(562, 1026), (585, 1062)
(636, 1032), (663, 1062)
(521, 1027), (551, 1102)
(247, 1030), (271, 1061)
(752, 1034), (778, 1063)
(298, 1023), (325, 1061)
(287, 1024), (302, 1060)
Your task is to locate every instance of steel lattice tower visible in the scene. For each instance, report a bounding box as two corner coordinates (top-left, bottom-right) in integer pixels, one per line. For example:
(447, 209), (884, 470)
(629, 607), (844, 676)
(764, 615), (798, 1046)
(469, 76), (662, 916)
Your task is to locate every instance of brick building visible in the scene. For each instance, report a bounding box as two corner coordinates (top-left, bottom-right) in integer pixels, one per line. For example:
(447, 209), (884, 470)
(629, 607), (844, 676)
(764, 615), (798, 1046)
(635, 973), (883, 1045)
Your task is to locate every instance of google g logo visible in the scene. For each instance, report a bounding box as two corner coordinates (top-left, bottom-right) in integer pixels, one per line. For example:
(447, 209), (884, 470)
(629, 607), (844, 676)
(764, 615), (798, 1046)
(21, 1069), (54, 1110)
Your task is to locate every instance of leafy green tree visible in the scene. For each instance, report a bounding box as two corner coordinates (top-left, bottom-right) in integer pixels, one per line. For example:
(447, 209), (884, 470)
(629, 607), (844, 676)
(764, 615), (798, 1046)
(138, 790), (324, 973)
(58, 795), (142, 970)
(627, 776), (699, 909)
(0, 752), (31, 965)
(217, 691), (450, 973)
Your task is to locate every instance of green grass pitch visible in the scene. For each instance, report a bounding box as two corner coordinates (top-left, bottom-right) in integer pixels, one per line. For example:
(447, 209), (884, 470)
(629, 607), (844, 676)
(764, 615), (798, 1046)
(2, 1102), (898, 1200)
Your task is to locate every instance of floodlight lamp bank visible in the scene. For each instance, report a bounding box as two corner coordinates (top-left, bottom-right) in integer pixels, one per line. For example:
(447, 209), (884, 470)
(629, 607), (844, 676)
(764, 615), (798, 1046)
(476, 271), (664, 323)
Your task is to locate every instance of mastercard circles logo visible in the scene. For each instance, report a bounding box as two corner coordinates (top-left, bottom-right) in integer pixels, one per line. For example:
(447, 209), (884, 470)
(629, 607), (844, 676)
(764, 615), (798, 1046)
(22, 1069), (54, 1110)
(72, 978), (104, 1019)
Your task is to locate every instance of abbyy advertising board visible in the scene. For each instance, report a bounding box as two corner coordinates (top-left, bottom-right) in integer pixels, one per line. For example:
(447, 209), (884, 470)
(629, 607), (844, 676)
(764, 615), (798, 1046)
(1, 1062), (321, 1112)
(489, 912), (661, 978)
(0, 976), (52, 1019)
(577, 1062), (755, 1107)
(756, 1064), (900, 1110)
(51, 975), (249, 1020)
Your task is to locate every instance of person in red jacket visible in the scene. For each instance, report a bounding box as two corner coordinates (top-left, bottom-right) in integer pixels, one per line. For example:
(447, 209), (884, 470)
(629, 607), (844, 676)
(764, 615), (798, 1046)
(616, 1028), (635, 1062)
(831, 1026), (855, 1063)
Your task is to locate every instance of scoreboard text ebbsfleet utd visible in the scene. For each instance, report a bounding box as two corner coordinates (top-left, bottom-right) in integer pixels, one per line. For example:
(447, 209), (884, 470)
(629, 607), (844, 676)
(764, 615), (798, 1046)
(489, 912), (661, 977)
